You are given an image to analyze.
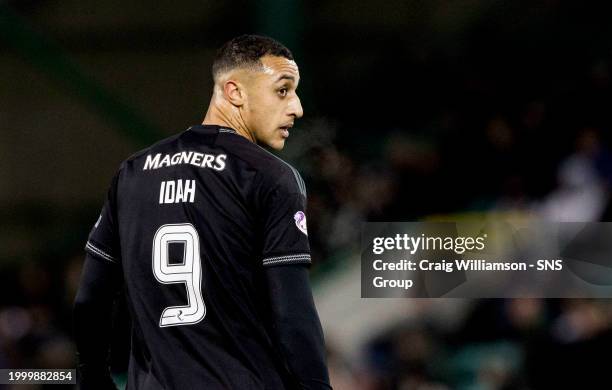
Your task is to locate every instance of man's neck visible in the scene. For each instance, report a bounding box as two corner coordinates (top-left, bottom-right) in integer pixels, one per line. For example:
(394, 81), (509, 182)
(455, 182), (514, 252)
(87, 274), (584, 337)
(202, 101), (255, 143)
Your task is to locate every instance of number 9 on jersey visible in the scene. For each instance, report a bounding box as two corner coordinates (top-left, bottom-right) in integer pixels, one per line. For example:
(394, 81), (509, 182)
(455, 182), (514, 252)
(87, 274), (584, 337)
(153, 224), (206, 327)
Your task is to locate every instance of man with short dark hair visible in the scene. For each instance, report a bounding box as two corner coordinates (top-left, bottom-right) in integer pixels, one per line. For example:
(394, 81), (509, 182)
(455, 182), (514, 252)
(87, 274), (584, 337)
(74, 34), (332, 390)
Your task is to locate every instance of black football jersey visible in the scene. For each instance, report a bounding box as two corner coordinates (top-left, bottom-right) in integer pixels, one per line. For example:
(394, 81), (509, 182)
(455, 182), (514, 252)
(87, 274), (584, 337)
(84, 124), (311, 389)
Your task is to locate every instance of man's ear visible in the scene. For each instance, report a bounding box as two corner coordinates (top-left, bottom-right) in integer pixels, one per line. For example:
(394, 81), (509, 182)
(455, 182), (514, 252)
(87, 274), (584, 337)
(223, 80), (245, 107)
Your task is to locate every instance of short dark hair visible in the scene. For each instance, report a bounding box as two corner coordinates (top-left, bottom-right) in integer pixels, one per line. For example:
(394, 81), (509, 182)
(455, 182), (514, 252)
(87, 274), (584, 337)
(212, 35), (294, 80)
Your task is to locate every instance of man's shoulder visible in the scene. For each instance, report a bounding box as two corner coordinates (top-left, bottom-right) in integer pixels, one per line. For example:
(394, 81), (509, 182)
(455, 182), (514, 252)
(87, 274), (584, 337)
(233, 139), (306, 197)
(243, 142), (299, 175)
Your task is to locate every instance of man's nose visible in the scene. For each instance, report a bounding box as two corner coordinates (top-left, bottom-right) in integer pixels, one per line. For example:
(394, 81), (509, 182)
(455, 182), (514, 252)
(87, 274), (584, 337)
(289, 95), (304, 119)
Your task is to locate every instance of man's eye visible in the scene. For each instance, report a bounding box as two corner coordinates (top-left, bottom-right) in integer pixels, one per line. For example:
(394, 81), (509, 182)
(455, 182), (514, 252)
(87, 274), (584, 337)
(278, 88), (288, 97)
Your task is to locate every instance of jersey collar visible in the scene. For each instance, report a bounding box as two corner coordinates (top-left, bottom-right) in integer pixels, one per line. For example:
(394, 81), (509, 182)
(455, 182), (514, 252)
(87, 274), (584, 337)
(188, 124), (237, 135)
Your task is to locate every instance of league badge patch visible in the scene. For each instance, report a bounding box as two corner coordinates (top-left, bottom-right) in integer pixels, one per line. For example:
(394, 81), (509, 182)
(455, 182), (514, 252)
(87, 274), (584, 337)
(294, 211), (308, 236)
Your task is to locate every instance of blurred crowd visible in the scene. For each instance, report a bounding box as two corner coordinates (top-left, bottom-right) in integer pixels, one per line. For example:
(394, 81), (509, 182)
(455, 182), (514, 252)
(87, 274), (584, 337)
(327, 298), (612, 390)
(295, 108), (612, 267)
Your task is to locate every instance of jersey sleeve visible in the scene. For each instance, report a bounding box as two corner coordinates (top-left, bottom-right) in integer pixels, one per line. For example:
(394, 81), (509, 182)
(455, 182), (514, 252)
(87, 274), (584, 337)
(259, 166), (311, 267)
(85, 172), (121, 265)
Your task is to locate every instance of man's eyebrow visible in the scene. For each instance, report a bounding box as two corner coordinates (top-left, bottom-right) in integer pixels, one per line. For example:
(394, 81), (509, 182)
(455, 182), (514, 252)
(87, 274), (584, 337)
(276, 74), (296, 82)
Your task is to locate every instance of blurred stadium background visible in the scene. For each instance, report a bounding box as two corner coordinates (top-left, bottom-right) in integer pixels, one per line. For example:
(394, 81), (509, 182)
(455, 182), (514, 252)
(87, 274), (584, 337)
(2, 1), (612, 389)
